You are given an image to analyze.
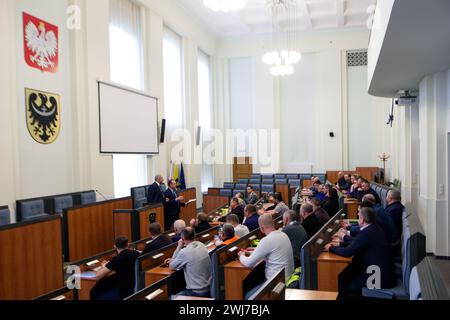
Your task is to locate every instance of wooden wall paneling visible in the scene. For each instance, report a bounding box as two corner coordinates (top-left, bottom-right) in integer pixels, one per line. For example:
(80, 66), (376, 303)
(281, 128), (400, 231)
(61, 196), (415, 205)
(203, 195), (230, 214)
(275, 184), (291, 206)
(139, 205), (165, 240)
(233, 157), (253, 182)
(65, 197), (132, 262)
(0, 217), (64, 300)
(114, 212), (132, 241)
(179, 188), (197, 225)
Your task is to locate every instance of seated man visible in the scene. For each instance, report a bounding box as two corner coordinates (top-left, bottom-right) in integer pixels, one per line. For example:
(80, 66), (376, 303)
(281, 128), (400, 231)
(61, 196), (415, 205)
(300, 203), (323, 239)
(166, 228), (212, 298)
(384, 190), (405, 237)
(325, 207), (396, 300)
(239, 214), (294, 299)
(219, 198), (245, 223)
(260, 193), (289, 218)
(363, 195), (398, 245)
(357, 180), (381, 204)
(234, 192), (246, 207)
(141, 223), (173, 255)
(282, 210), (308, 268)
(310, 197), (330, 224)
(172, 219), (186, 242)
(243, 204), (260, 232)
(226, 213), (250, 238)
(190, 213), (212, 234)
(214, 223), (240, 246)
(90, 237), (139, 300)
(245, 186), (259, 205)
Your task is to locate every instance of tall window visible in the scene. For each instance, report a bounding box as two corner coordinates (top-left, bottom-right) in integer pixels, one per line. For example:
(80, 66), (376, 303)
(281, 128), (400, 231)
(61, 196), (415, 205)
(198, 50), (214, 192)
(109, 0), (147, 198)
(163, 27), (183, 131)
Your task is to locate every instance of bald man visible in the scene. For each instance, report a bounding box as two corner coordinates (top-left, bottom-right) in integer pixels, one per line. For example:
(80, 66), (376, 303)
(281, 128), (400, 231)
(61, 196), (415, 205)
(239, 214), (294, 299)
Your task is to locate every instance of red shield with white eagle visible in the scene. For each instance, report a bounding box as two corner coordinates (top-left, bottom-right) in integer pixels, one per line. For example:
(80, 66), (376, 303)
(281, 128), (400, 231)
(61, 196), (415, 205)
(23, 12), (58, 73)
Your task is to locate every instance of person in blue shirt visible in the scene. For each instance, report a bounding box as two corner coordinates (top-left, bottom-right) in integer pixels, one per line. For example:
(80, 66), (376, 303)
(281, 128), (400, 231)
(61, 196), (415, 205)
(243, 204), (260, 232)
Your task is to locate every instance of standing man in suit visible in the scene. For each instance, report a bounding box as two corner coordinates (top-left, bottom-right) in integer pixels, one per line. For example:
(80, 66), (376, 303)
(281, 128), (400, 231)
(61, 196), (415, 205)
(164, 179), (185, 231)
(147, 175), (166, 205)
(325, 207), (396, 300)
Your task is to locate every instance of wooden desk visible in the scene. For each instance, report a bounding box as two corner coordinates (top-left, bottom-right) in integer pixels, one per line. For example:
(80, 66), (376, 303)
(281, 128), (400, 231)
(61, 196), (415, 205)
(79, 277), (97, 301)
(344, 199), (360, 219)
(317, 252), (352, 292)
(223, 260), (254, 300)
(145, 266), (175, 287)
(285, 289), (338, 301)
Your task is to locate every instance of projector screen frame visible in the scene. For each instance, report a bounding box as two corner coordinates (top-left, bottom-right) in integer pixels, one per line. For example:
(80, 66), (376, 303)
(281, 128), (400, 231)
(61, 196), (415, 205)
(97, 80), (160, 155)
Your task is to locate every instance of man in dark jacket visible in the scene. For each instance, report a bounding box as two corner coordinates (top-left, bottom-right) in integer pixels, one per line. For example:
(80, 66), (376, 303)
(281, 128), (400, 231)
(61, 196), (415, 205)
(384, 190), (405, 236)
(163, 179), (185, 231)
(282, 210), (308, 268)
(141, 223), (173, 255)
(357, 180), (381, 204)
(300, 204), (323, 239)
(325, 207), (396, 300)
(147, 175), (166, 205)
(220, 198), (245, 224)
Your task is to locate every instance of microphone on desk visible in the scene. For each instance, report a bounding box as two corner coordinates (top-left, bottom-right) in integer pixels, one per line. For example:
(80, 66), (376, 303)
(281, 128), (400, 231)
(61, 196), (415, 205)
(95, 189), (109, 201)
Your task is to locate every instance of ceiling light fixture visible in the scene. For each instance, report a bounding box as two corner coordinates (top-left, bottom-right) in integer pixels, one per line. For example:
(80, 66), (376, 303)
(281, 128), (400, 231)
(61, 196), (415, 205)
(202, 0), (246, 12)
(263, 0), (302, 76)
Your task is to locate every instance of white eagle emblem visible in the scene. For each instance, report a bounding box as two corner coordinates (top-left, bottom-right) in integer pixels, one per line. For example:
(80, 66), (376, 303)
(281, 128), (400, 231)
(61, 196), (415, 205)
(25, 21), (58, 71)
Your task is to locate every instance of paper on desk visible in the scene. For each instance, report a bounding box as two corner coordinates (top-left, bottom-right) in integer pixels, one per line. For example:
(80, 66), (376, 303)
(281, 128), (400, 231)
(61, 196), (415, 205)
(79, 271), (97, 279)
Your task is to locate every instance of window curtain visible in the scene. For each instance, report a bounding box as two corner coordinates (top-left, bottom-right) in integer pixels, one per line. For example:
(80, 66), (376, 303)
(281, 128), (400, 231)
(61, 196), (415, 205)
(109, 0), (147, 198)
(198, 50), (214, 193)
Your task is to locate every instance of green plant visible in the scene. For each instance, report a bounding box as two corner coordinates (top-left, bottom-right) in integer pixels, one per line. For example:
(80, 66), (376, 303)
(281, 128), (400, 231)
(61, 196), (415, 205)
(388, 179), (402, 189)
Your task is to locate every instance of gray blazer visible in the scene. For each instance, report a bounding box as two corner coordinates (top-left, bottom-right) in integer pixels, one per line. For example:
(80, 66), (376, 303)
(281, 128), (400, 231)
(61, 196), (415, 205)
(246, 192), (259, 205)
(282, 222), (308, 264)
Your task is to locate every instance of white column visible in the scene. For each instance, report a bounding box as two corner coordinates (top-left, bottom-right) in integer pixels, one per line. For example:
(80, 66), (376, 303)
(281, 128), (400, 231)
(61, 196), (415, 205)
(418, 71), (449, 255)
(0, 0), (19, 220)
(145, 10), (167, 182)
(182, 38), (202, 202)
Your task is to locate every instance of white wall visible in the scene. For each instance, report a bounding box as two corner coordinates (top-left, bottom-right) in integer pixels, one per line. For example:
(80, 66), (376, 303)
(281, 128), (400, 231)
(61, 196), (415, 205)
(0, 0), (218, 218)
(221, 29), (394, 178)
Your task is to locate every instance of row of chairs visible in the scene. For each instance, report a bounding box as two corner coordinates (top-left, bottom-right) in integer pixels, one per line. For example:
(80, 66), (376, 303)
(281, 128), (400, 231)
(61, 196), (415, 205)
(0, 190), (98, 226)
(248, 173), (327, 182)
(219, 184), (276, 198)
(370, 182), (391, 208)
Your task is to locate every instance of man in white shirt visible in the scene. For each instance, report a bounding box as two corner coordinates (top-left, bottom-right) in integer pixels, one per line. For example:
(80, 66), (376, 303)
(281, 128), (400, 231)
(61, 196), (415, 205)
(226, 214), (250, 238)
(238, 214), (294, 299)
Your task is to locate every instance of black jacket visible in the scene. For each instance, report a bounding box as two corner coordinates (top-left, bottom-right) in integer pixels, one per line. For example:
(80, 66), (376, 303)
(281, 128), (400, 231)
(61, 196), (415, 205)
(147, 182), (165, 204)
(302, 213), (323, 239)
(331, 224), (396, 289)
(141, 235), (173, 256)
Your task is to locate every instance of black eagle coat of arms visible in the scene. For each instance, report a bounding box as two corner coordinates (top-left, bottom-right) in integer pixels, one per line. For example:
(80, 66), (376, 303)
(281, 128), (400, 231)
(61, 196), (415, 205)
(25, 88), (60, 144)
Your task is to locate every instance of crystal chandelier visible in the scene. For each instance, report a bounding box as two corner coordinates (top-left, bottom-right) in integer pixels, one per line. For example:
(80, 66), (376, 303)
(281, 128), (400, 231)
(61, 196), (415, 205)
(203, 0), (246, 12)
(263, 0), (302, 76)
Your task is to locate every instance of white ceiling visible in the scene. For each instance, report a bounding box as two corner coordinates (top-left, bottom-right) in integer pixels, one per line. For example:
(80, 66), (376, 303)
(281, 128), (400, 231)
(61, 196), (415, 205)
(176, 0), (377, 37)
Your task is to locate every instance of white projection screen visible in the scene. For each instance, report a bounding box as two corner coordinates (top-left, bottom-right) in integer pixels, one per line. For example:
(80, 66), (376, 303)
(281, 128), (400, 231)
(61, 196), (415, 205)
(98, 81), (159, 154)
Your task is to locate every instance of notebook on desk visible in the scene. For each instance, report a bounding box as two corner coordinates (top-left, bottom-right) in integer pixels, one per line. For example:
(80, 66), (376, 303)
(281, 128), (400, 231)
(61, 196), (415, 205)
(79, 271), (97, 279)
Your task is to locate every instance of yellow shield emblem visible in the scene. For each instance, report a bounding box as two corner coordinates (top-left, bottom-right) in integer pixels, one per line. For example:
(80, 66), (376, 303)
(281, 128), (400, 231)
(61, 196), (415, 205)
(25, 88), (60, 144)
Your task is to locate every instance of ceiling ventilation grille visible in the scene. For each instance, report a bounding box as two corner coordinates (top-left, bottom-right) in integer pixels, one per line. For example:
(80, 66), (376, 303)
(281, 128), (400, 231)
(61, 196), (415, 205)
(347, 50), (368, 67)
